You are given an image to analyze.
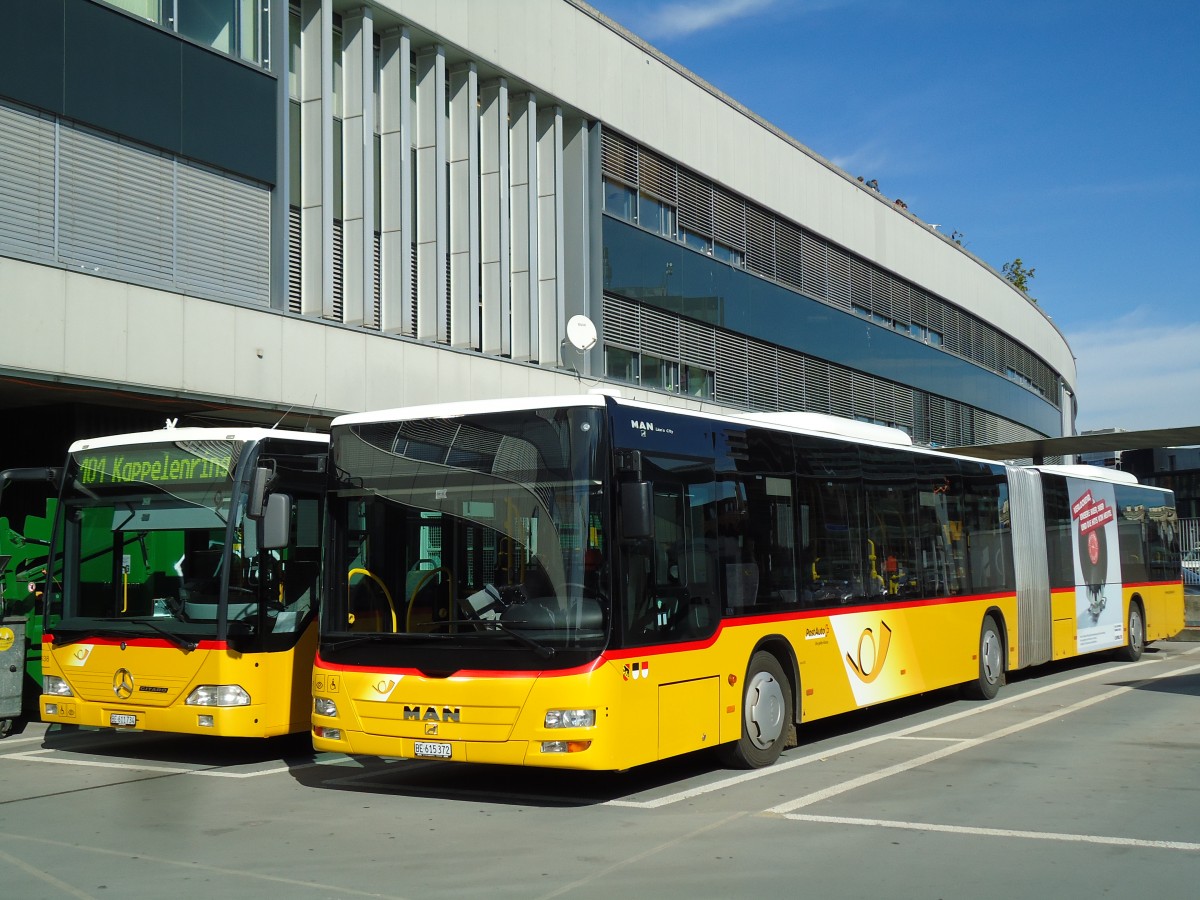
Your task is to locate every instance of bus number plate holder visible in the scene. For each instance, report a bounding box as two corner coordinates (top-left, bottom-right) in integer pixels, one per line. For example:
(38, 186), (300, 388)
(413, 741), (451, 759)
(110, 713), (137, 727)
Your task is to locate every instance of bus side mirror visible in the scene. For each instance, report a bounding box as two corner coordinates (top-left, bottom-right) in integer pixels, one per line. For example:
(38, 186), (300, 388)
(260, 493), (292, 551)
(621, 482), (654, 540)
(248, 467), (271, 518)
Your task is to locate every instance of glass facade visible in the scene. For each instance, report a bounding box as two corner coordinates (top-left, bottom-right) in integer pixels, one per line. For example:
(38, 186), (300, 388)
(100, 0), (269, 67)
(601, 217), (1063, 438)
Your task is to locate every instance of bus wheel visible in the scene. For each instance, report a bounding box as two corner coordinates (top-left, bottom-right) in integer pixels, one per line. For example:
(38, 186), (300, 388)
(963, 615), (1004, 701)
(718, 651), (792, 769)
(1115, 603), (1145, 663)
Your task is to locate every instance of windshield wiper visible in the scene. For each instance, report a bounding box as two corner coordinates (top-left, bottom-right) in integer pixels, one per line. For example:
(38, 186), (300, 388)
(334, 619), (556, 659)
(51, 620), (198, 651)
(483, 620), (555, 659)
(129, 618), (199, 651)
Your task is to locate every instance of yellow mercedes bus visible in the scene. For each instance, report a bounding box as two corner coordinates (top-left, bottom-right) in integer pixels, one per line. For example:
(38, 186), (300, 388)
(40, 426), (327, 737)
(311, 394), (1181, 770)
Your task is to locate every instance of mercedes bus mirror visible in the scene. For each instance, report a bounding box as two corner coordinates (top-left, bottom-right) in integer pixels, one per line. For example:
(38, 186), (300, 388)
(621, 482), (654, 539)
(248, 467), (271, 518)
(260, 493), (292, 550)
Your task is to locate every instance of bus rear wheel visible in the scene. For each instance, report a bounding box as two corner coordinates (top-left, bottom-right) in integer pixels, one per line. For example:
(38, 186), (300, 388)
(962, 614), (1004, 700)
(1114, 602), (1145, 663)
(718, 650), (792, 769)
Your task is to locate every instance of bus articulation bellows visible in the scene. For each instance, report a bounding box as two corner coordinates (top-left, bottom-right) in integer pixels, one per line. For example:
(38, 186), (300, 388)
(40, 426), (327, 737)
(312, 394), (1182, 770)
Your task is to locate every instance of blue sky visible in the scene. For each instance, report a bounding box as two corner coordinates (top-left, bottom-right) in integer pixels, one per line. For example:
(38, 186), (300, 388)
(584, 0), (1200, 432)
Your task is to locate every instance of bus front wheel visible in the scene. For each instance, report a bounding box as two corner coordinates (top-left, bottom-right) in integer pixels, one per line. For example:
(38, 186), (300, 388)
(963, 614), (1004, 701)
(718, 650), (792, 769)
(1114, 602), (1145, 663)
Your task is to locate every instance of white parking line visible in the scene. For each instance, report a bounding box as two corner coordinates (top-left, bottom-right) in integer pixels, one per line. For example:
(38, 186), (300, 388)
(606, 650), (1200, 810)
(780, 813), (1200, 853)
(0, 747), (339, 778)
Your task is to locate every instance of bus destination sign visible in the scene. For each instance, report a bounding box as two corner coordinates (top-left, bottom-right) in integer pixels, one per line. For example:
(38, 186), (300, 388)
(75, 444), (236, 487)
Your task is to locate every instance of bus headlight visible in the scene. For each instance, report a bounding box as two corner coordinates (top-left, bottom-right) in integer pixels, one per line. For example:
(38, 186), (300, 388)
(43, 675), (74, 697)
(544, 708), (595, 728)
(314, 697), (338, 717)
(185, 685), (251, 707)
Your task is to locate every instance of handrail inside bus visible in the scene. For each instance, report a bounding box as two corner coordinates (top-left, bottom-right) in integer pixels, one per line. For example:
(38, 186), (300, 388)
(347, 567), (396, 632)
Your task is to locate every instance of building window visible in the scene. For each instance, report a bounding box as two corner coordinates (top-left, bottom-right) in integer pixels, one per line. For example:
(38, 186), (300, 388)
(680, 228), (712, 255)
(712, 242), (744, 268)
(101, 0), (270, 67)
(606, 346), (640, 384)
(684, 365), (715, 399)
(604, 179), (636, 223)
(639, 193), (676, 239)
(641, 354), (680, 393)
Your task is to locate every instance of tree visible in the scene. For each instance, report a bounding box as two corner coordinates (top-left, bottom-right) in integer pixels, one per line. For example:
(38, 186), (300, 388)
(1002, 258), (1036, 300)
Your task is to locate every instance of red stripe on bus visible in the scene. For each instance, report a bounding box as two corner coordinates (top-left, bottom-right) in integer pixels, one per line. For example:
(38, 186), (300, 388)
(43, 634), (226, 651)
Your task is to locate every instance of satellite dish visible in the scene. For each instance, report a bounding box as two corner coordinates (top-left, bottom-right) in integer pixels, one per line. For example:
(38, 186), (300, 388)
(565, 315), (598, 352)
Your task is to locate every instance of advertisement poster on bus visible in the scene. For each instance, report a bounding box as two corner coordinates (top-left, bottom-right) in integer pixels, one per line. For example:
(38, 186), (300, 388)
(1067, 477), (1123, 652)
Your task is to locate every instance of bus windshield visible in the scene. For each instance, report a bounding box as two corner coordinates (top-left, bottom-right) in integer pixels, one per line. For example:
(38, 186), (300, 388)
(323, 405), (609, 666)
(50, 438), (268, 644)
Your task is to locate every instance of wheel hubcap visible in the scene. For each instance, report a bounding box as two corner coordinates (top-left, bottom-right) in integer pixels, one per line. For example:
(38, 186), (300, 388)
(981, 629), (1002, 685)
(745, 671), (785, 750)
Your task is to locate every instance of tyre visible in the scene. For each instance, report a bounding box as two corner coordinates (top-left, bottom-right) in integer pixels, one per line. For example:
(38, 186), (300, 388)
(962, 614), (1004, 700)
(717, 650), (792, 769)
(1114, 602), (1145, 663)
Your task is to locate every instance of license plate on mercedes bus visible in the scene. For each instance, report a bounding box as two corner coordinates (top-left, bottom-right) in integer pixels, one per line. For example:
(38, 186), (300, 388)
(413, 741), (452, 759)
(110, 713), (138, 727)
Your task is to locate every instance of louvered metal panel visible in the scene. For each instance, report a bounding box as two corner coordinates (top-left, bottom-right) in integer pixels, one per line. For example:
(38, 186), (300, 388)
(910, 288), (929, 328)
(177, 163), (270, 305)
(59, 127), (175, 283)
(744, 204), (775, 279)
(891, 280), (911, 324)
(332, 218), (344, 321)
(828, 365), (853, 419)
(640, 305), (678, 357)
(677, 169), (712, 237)
(410, 240), (419, 335)
(288, 205), (302, 313)
(777, 349), (805, 411)
(680, 318), (716, 367)
(803, 358), (830, 414)
(638, 147), (676, 203)
(927, 396), (947, 446)
(870, 270), (892, 321)
(825, 243), (852, 308)
(600, 128), (638, 185)
(800, 231), (828, 301)
(0, 102), (55, 260)
(775, 219), (803, 290)
(851, 371), (874, 421)
(849, 257), (872, 310)
(747, 342), (778, 411)
(712, 186), (745, 250)
(714, 332), (748, 407)
(602, 293), (640, 347)
(891, 384), (915, 431)
(371, 230), (381, 329)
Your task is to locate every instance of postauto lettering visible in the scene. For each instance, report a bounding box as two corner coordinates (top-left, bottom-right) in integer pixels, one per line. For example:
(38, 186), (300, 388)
(76, 450), (233, 486)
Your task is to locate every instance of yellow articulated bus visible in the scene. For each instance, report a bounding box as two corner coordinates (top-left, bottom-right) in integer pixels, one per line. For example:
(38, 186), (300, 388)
(312, 394), (1182, 770)
(40, 426), (327, 737)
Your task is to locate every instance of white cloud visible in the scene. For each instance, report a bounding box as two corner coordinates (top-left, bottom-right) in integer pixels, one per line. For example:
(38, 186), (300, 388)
(636, 0), (785, 40)
(1067, 314), (1200, 432)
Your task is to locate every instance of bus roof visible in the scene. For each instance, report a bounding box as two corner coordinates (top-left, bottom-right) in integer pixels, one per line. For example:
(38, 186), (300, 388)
(1033, 464), (1141, 486)
(69, 427), (328, 453)
(334, 392), (918, 450)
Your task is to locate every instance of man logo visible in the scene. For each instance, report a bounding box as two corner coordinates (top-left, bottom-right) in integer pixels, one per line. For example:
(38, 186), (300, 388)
(113, 668), (135, 699)
(846, 621), (892, 684)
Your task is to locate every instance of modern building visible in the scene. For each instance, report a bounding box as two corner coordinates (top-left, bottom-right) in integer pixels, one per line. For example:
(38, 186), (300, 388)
(0, 0), (1077, 480)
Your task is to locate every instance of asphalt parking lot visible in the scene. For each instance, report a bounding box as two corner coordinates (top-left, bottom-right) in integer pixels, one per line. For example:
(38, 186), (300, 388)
(2, 641), (1199, 900)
